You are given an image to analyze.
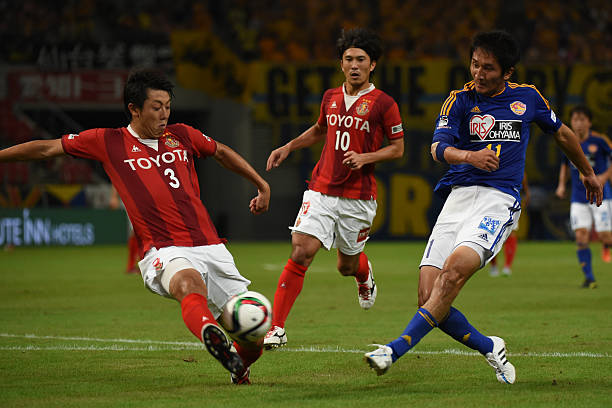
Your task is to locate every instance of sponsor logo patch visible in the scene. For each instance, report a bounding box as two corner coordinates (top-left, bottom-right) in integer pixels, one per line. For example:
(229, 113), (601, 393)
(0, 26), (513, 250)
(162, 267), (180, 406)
(68, 133), (78, 140)
(478, 217), (501, 234)
(469, 115), (522, 142)
(355, 100), (370, 116)
(550, 110), (557, 122)
(165, 136), (180, 148)
(357, 227), (370, 243)
(588, 144), (598, 154)
(153, 258), (163, 271)
(331, 101), (337, 108)
(510, 101), (526, 115)
(478, 233), (489, 242)
(437, 115), (449, 129)
(131, 145), (141, 152)
(202, 133), (211, 142)
(300, 201), (310, 215)
(470, 106), (481, 113)
(391, 124), (403, 134)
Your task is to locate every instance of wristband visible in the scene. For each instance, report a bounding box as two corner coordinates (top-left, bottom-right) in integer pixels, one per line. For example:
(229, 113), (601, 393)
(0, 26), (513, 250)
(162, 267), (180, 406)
(435, 142), (451, 164)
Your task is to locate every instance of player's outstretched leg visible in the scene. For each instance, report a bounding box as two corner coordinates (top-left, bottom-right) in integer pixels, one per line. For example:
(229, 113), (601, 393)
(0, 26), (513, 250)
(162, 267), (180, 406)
(438, 307), (515, 384)
(485, 336), (516, 384)
(364, 308), (437, 375)
(356, 255), (377, 309)
(202, 324), (245, 376)
(264, 258), (306, 349)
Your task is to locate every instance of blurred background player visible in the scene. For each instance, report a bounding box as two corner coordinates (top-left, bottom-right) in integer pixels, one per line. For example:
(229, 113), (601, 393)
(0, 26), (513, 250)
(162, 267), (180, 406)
(0, 68), (271, 385)
(364, 30), (602, 384)
(109, 186), (139, 274)
(489, 173), (530, 277)
(555, 105), (612, 288)
(263, 28), (404, 349)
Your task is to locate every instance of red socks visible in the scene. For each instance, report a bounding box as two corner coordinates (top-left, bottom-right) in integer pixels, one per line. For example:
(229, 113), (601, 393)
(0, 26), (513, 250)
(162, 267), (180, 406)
(504, 235), (518, 268)
(180, 293), (218, 342)
(126, 234), (138, 271)
(355, 252), (370, 283)
(271, 259), (307, 328)
(233, 341), (263, 368)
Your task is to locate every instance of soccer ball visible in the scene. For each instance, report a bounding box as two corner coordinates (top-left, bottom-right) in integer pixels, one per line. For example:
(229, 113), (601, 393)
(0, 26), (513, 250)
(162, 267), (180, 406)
(220, 291), (272, 343)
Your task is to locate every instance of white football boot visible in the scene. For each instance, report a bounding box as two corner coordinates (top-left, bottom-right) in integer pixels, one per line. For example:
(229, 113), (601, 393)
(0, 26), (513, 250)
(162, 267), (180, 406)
(263, 326), (287, 350)
(502, 266), (512, 276)
(364, 344), (393, 376)
(357, 261), (377, 309)
(485, 336), (516, 384)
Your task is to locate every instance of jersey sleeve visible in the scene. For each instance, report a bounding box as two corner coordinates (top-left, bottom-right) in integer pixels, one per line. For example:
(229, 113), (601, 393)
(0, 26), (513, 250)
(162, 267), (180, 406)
(61, 129), (105, 161)
(316, 89), (332, 127)
(432, 90), (464, 144)
(531, 87), (562, 134)
(183, 124), (217, 158)
(382, 99), (404, 140)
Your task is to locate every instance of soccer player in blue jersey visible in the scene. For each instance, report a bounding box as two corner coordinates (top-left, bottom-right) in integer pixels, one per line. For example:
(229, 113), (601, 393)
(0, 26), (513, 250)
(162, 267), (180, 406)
(555, 105), (612, 287)
(364, 31), (603, 384)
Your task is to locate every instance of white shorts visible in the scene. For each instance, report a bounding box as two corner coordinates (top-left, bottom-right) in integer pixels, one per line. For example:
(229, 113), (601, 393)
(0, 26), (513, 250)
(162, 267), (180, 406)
(570, 200), (612, 232)
(138, 244), (250, 318)
(289, 190), (377, 255)
(420, 186), (521, 269)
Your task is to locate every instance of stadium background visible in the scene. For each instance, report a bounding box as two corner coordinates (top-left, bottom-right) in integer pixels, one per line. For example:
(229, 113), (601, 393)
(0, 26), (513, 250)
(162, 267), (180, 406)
(0, 0), (610, 246)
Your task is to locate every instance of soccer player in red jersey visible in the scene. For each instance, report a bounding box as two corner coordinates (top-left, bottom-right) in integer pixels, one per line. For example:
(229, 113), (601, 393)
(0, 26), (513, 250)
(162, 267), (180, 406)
(263, 28), (404, 349)
(0, 68), (270, 385)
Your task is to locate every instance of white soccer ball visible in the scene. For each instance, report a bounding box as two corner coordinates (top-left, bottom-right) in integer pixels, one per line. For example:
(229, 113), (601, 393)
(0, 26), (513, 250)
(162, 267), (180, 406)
(220, 291), (272, 343)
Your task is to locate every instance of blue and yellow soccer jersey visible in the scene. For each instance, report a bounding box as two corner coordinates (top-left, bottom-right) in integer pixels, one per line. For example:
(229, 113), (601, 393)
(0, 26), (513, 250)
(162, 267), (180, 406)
(432, 81), (562, 201)
(565, 132), (612, 203)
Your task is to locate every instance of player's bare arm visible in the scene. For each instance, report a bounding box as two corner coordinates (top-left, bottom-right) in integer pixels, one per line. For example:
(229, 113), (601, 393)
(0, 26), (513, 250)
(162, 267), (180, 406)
(553, 124), (603, 205)
(0, 138), (65, 162)
(555, 163), (569, 199)
(213, 141), (270, 214)
(430, 141), (499, 172)
(266, 123), (327, 171)
(342, 138), (403, 170)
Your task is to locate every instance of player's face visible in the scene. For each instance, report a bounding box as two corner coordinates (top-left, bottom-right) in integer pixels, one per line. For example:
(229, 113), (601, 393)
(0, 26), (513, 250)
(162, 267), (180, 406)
(470, 47), (512, 97)
(570, 112), (591, 139)
(130, 89), (171, 139)
(341, 47), (375, 94)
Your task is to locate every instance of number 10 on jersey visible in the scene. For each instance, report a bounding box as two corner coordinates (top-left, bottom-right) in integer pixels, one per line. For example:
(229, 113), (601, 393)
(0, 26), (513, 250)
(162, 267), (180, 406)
(335, 131), (350, 151)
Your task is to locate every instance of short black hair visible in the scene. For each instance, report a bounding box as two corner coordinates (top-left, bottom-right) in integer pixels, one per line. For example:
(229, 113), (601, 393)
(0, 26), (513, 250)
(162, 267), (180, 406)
(470, 30), (520, 75)
(569, 105), (592, 121)
(123, 68), (175, 121)
(336, 28), (383, 62)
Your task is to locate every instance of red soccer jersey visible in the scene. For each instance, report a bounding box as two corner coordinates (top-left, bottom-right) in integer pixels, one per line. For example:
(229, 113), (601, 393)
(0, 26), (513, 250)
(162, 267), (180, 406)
(310, 86), (403, 200)
(61, 123), (224, 257)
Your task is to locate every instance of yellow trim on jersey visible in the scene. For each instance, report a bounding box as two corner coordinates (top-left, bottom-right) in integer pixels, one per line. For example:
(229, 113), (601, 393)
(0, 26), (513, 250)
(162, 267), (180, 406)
(440, 81), (475, 116)
(507, 82), (551, 110)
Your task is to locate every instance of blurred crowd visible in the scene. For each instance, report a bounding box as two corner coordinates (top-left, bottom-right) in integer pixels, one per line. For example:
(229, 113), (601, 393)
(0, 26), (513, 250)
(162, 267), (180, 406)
(1, 0), (610, 66)
(0, 0), (610, 190)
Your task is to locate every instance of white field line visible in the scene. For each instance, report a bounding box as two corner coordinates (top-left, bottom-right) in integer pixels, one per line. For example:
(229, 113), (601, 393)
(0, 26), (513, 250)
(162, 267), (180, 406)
(1, 333), (610, 358)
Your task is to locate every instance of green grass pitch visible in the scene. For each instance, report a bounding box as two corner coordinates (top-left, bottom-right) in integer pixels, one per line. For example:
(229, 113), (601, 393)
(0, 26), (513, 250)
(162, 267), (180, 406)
(0, 241), (610, 407)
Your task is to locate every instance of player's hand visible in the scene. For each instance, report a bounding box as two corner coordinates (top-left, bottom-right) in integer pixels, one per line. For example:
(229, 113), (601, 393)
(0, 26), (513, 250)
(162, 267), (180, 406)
(342, 151), (365, 170)
(581, 173), (603, 206)
(554, 185), (565, 199)
(466, 148), (499, 172)
(249, 187), (270, 214)
(266, 146), (290, 171)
